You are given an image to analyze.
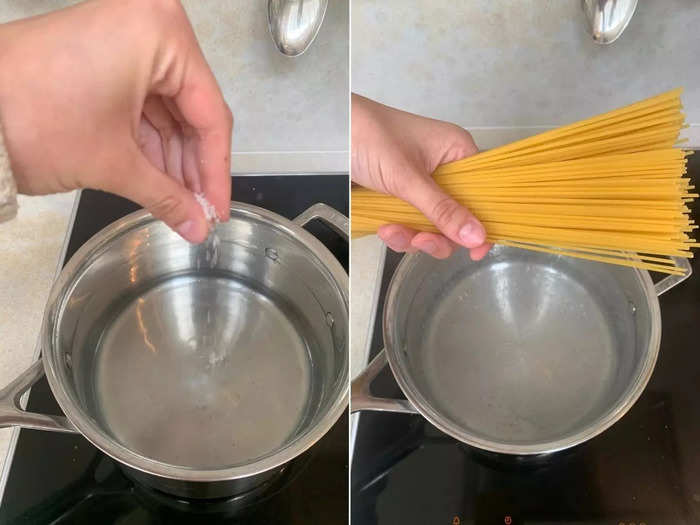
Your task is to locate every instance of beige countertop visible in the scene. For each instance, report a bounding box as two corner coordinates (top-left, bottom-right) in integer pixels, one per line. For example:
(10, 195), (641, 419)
(349, 234), (385, 454)
(350, 235), (384, 380)
(0, 192), (77, 477)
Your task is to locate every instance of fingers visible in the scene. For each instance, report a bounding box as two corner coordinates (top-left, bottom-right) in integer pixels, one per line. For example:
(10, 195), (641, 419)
(408, 125), (490, 259)
(137, 117), (166, 172)
(169, 52), (233, 221)
(470, 242), (492, 261)
(380, 169), (492, 260)
(142, 96), (185, 184)
(162, 98), (202, 194)
(410, 232), (455, 259)
(378, 224), (458, 259)
(406, 175), (487, 249)
(426, 125), (491, 260)
(377, 224), (418, 253)
(103, 144), (209, 243)
(380, 223), (490, 260)
(181, 129), (203, 194)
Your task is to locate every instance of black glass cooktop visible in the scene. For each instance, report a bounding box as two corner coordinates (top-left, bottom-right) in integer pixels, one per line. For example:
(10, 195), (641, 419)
(0, 175), (348, 525)
(351, 154), (700, 525)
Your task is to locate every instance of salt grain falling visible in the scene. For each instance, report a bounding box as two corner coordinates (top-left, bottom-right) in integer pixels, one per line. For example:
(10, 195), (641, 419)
(192, 193), (228, 370)
(195, 193), (218, 227)
(194, 193), (220, 269)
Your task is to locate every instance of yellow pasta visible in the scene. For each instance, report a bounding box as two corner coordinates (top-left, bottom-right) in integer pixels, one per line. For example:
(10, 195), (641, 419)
(352, 89), (697, 274)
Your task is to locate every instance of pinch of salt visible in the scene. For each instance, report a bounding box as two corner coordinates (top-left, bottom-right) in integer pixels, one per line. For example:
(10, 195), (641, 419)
(195, 193), (219, 228)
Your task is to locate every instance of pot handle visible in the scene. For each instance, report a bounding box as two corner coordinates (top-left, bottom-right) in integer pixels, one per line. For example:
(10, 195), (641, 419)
(293, 203), (348, 240)
(351, 349), (419, 414)
(0, 359), (77, 433)
(655, 257), (693, 296)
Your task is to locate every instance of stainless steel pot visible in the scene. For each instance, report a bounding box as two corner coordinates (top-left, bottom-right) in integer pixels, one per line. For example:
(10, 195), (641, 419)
(352, 245), (691, 455)
(0, 202), (348, 498)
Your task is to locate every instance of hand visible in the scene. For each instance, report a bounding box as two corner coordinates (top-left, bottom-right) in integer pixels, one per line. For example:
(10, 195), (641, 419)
(0, 0), (233, 243)
(351, 94), (490, 260)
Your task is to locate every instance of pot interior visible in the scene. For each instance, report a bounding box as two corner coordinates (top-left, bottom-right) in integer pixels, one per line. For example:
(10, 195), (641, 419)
(386, 244), (657, 452)
(47, 205), (347, 472)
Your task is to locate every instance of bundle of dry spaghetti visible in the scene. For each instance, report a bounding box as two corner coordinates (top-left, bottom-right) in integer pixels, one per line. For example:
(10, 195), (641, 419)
(352, 89), (698, 274)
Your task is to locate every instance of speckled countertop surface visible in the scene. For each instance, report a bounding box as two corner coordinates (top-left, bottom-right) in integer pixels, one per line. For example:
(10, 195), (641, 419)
(350, 235), (384, 380)
(0, 192), (77, 473)
(348, 235), (385, 455)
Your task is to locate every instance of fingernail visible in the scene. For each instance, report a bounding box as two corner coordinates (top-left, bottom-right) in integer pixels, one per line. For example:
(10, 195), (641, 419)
(175, 220), (196, 242)
(385, 232), (409, 251)
(416, 240), (437, 255)
(458, 219), (486, 248)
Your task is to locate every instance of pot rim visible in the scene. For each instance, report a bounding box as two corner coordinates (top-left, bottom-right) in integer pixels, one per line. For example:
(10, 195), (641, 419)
(42, 201), (349, 481)
(382, 249), (662, 455)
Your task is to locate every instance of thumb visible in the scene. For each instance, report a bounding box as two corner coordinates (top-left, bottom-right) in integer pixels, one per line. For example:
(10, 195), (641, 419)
(405, 175), (487, 249)
(105, 148), (210, 243)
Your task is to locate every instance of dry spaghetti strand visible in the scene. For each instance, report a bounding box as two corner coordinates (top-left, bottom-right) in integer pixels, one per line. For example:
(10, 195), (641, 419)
(351, 89), (696, 274)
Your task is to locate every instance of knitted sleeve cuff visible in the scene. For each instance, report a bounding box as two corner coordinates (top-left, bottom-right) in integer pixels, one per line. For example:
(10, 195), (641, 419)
(0, 122), (18, 223)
